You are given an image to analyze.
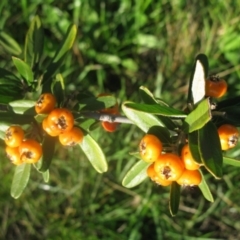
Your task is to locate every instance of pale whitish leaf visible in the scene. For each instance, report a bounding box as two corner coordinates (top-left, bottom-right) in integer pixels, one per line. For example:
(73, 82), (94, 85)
(191, 60), (205, 104)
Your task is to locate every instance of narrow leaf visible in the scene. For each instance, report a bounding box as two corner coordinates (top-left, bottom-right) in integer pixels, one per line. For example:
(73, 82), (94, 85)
(198, 170), (214, 202)
(169, 182), (181, 216)
(12, 57), (34, 84)
(11, 163), (31, 199)
(79, 133), (108, 173)
(122, 101), (167, 132)
(0, 68), (22, 86)
(198, 121), (223, 179)
(43, 24), (77, 83)
(38, 135), (56, 172)
(24, 15), (44, 67)
(188, 130), (202, 164)
(122, 160), (150, 188)
(42, 170), (50, 183)
(0, 30), (22, 55)
(183, 98), (211, 133)
(223, 157), (240, 167)
(125, 103), (186, 118)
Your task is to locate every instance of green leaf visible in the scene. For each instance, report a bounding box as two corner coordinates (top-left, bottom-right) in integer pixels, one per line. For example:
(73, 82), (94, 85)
(0, 30), (22, 55)
(122, 160), (150, 188)
(0, 68), (22, 86)
(43, 24), (77, 83)
(24, 15), (44, 68)
(9, 100), (35, 114)
(183, 98), (211, 133)
(188, 130), (202, 164)
(38, 135), (56, 172)
(125, 103), (186, 118)
(139, 86), (177, 130)
(0, 112), (34, 125)
(198, 121), (223, 179)
(79, 133), (108, 173)
(169, 182), (181, 217)
(42, 170), (50, 183)
(223, 157), (240, 167)
(188, 54), (208, 105)
(122, 101), (167, 133)
(147, 126), (171, 144)
(198, 170), (214, 202)
(79, 95), (117, 111)
(12, 57), (34, 84)
(11, 163), (31, 199)
(0, 122), (10, 140)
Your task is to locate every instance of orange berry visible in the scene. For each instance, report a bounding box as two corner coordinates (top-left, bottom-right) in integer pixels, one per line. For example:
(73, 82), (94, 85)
(5, 146), (23, 165)
(139, 134), (162, 163)
(35, 93), (56, 114)
(47, 108), (74, 134)
(59, 127), (84, 146)
(101, 121), (119, 132)
(147, 163), (172, 186)
(181, 144), (200, 170)
(176, 169), (202, 186)
(217, 124), (239, 150)
(4, 125), (24, 148)
(19, 139), (43, 164)
(42, 117), (60, 137)
(154, 153), (184, 181)
(205, 76), (227, 98)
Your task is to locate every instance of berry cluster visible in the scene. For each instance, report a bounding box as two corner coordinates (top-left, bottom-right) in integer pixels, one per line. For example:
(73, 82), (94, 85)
(37, 93), (84, 146)
(139, 134), (202, 187)
(5, 126), (43, 165)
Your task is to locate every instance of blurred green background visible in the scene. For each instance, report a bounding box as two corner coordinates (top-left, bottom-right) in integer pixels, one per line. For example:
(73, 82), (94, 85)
(1, 0), (240, 239)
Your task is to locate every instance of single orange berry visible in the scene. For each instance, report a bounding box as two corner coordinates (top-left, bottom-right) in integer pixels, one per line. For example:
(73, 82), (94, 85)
(205, 76), (227, 98)
(139, 134), (162, 163)
(5, 146), (23, 165)
(4, 125), (24, 148)
(217, 124), (239, 150)
(147, 163), (172, 186)
(176, 169), (202, 186)
(42, 117), (60, 137)
(59, 127), (84, 146)
(35, 93), (56, 114)
(181, 144), (200, 170)
(47, 108), (74, 134)
(101, 121), (119, 132)
(19, 139), (43, 164)
(154, 153), (184, 181)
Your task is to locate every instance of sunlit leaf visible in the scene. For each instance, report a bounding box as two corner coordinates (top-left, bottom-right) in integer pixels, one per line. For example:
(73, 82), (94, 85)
(11, 163), (31, 199)
(188, 54), (208, 105)
(12, 57), (34, 84)
(125, 102), (186, 118)
(169, 182), (180, 217)
(79, 133), (108, 173)
(9, 100), (35, 114)
(122, 101), (174, 133)
(198, 170), (214, 202)
(198, 121), (223, 179)
(24, 15), (44, 67)
(223, 157), (240, 167)
(122, 160), (150, 188)
(183, 98), (211, 133)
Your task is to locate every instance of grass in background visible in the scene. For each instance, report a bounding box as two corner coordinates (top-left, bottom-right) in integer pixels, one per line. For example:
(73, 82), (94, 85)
(1, 0), (240, 239)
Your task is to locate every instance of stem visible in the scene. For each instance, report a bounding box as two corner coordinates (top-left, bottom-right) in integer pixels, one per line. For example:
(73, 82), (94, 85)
(81, 112), (134, 124)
